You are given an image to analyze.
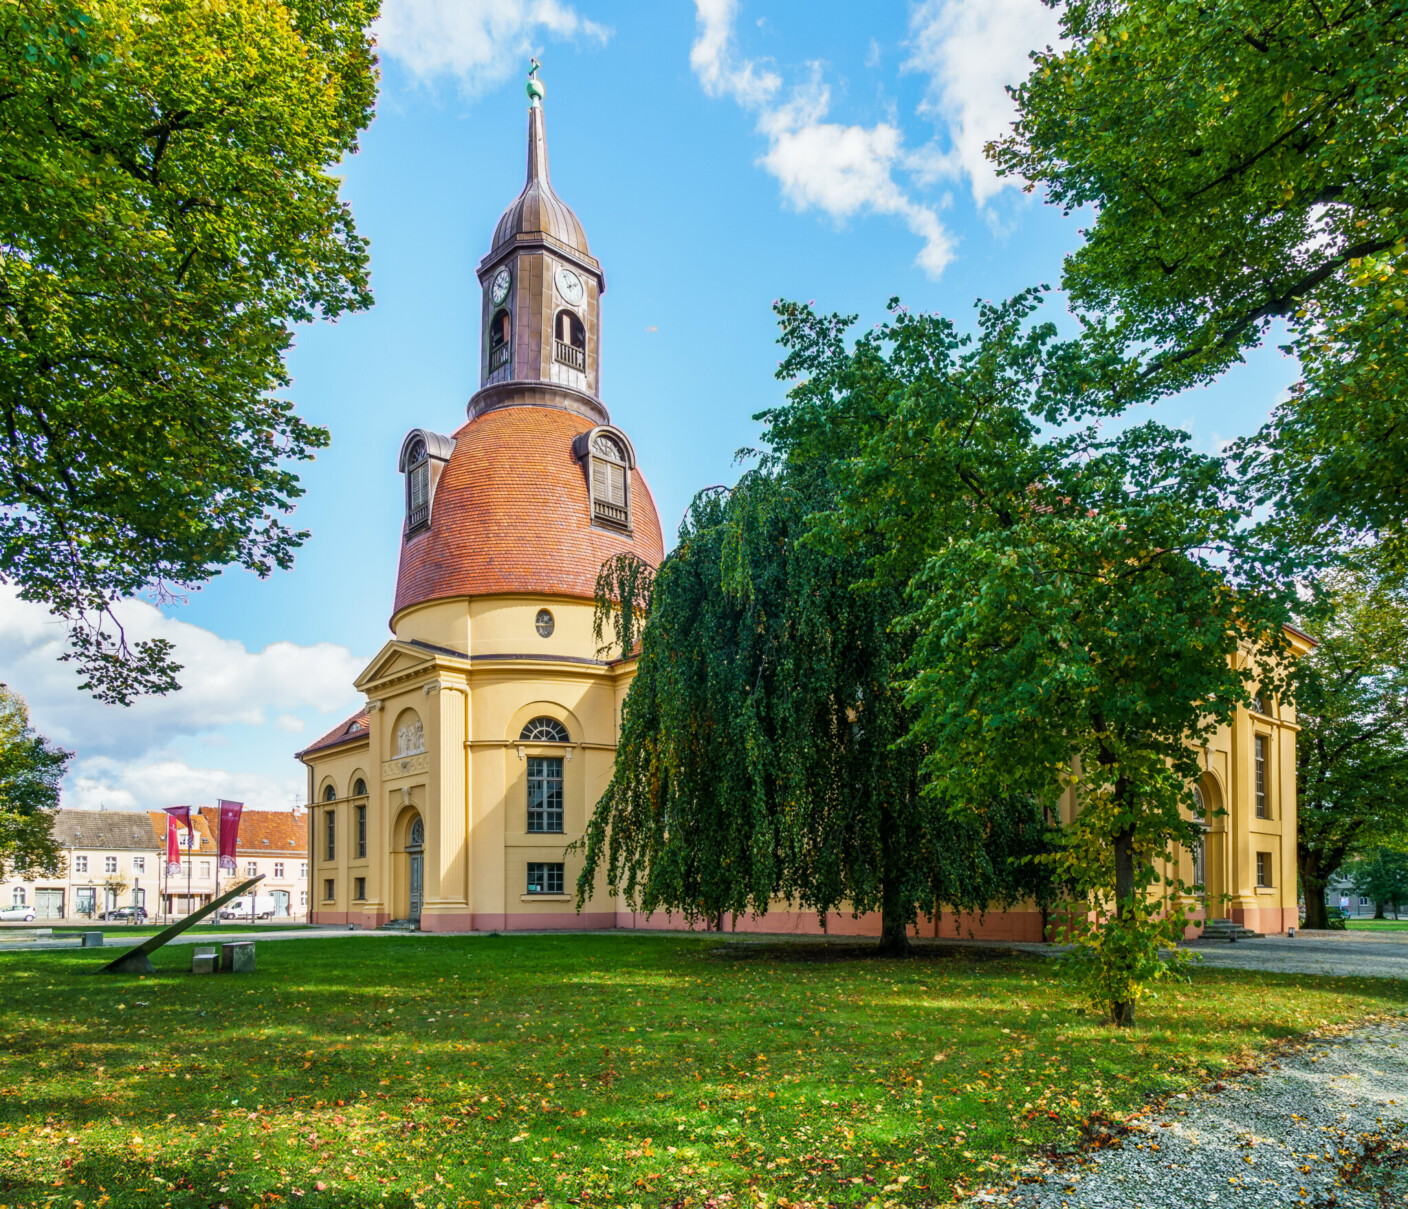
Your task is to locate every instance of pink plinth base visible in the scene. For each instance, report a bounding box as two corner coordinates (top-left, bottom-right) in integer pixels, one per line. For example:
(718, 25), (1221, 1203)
(1231, 904), (1298, 935)
(616, 906), (1046, 941)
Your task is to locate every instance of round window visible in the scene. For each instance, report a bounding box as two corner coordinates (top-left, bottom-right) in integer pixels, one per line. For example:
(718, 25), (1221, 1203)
(535, 608), (555, 638)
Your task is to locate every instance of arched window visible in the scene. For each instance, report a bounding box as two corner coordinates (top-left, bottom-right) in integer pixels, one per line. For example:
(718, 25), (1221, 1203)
(408, 818), (425, 849)
(323, 784), (337, 802)
(520, 717), (570, 743)
(488, 308), (512, 374)
(553, 309), (586, 371)
(353, 778), (367, 797)
(589, 432), (628, 529)
(404, 438), (430, 533)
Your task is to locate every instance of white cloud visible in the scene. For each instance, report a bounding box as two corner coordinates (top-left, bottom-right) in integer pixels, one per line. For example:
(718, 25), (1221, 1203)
(64, 759), (307, 815)
(691, 0), (954, 277)
(376, 0), (609, 94)
(0, 588), (366, 812)
(904, 0), (1064, 205)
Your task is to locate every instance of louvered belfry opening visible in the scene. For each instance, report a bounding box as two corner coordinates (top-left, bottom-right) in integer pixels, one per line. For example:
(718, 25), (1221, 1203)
(405, 439), (430, 533)
(590, 432), (629, 530)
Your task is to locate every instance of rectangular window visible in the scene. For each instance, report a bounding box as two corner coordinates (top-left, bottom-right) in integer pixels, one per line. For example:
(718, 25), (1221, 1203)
(300, 862), (308, 879)
(103, 855), (117, 874)
(200, 861), (210, 878)
(354, 877), (366, 901)
(274, 861), (284, 878)
(527, 863), (564, 895)
(357, 805), (367, 859)
(1256, 852), (1272, 888)
(75, 856), (88, 874)
(1361, 896), (1371, 907)
(300, 890), (308, 907)
(1255, 735), (1268, 818)
(133, 856), (145, 874)
(76, 887), (95, 915)
(246, 861), (257, 877)
(323, 878), (335, 901)
(326, 810), (336, 861)
(527, 757), (564, 832)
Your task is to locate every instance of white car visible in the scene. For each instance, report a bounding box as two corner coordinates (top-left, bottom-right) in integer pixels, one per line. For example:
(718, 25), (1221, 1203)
(0, 904), (37, 922)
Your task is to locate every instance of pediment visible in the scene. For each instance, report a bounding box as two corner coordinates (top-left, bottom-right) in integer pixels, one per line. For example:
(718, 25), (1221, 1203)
(354, 639), (469, 693)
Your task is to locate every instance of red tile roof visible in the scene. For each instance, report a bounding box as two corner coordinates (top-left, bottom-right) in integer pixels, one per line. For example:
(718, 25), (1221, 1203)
(297, 710), (371, 760)
(144, 809), (216, 849)
(392, 406), (664, 622)
(196, 807), (306, 857)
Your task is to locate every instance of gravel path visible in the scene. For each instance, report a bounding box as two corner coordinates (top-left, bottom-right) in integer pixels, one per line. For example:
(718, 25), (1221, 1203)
(976, 1021), (1408, 1208)
(1188, 936), (1408, 980)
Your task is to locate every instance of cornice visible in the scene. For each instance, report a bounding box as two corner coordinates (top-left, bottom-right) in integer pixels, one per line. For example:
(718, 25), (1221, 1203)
(466, 382), (609, 426)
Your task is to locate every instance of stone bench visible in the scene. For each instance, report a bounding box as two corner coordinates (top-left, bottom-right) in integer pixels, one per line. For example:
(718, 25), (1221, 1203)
(221, 942), (255, 973)
(79, 932), (104, 948)
(191, 948), (218, 975)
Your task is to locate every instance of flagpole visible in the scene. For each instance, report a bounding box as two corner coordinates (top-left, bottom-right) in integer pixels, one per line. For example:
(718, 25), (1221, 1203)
(214, 809), (221, 927)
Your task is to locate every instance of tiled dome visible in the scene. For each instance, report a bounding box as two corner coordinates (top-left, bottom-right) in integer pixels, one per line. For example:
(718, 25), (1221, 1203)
(392, 406), (664, 622)
(490, 103), (592, 260)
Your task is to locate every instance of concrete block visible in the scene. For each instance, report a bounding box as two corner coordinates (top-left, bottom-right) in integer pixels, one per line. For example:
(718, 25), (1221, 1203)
(192, 949), (218, 975)
(221, 942), (255, 973)
(80, 932), (104, 948)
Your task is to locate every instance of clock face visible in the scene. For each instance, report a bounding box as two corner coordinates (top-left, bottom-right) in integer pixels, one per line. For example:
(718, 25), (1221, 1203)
(490, 267), (512, 306)
(554, 266), (585, 306)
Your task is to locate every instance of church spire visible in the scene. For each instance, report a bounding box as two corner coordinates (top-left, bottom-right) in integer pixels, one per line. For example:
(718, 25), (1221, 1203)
(525, 59), (550, 187)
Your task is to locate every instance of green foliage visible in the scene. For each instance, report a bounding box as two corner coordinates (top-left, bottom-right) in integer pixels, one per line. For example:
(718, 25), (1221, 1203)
(996, 0), (1408, 557)
(1348, 848), (1408, 919)
(0, 0), (379, 702)
(592, 550), (655, 659)
(0, 683), (70, 879)
(580, 415), (1057, 950)
(773, 292), (1293, 1022)
(1292, 559), (1408, 928)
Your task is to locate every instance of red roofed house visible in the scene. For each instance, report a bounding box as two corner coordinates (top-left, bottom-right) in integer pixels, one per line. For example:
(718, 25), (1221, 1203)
(296, 68), (663, 931)
(195, 807), (308, 920)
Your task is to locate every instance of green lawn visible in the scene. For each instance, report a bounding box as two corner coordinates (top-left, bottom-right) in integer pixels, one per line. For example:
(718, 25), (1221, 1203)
(1347, 919), (1408, 931)
(1, 933), (1405, 1209)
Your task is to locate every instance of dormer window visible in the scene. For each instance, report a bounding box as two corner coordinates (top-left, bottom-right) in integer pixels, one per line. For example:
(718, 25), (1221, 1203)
(573, 425), (635, 532)
(488, 309), (512, 374)
(589, 433), (628, 528)
(405, 439), (429, 533)
(554, 310), (586, 372)
(398, 428), (455, 539)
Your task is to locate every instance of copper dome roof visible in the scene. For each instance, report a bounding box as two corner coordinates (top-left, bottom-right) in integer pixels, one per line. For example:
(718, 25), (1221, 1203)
(490, 102), (593, 262)
(392, 406), (664, 622)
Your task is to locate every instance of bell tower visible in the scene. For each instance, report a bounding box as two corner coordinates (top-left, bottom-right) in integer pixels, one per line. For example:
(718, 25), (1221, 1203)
(472, 62), (608, 425)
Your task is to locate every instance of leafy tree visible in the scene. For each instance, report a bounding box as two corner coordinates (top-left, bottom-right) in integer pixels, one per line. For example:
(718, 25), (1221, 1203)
(1294, 561), (1408, 928)
(1347, 848), (1408, 920)
(0, 684), (71, 880)
(0, 0), (379, 703)
(995, 0), (1408, 559)
(579, 444), (1056, 956)
(777, 293), (1293, 1023)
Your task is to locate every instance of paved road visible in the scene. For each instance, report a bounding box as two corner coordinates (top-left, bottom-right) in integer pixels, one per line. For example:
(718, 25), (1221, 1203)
(1187, 933), (1408, 979)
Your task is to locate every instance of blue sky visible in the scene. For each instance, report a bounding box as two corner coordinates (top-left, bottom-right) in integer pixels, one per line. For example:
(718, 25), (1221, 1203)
(0, 0), (1300, 812)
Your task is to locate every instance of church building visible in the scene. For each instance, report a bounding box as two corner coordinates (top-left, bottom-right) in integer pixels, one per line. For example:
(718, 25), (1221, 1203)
(298, 69), (1307, 940)
(296, 71), (663, 931)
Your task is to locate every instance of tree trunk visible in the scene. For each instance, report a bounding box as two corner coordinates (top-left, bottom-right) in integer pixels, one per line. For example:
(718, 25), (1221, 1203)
(1111, 821), (1136, 1028)
(1375, 901), (1387, 920)
(876, 805), (911, 957)
(1300, 856), (1331, 930)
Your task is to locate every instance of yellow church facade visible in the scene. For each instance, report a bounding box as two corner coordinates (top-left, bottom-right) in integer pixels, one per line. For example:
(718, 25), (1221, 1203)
(298, 76), (1308, 940)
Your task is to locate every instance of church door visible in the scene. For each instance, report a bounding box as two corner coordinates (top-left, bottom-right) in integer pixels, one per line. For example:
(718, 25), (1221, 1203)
(408, 817), (424, 924)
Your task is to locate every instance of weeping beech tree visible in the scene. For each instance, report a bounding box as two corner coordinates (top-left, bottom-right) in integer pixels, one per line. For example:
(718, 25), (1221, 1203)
(575, 452), (1058, 956)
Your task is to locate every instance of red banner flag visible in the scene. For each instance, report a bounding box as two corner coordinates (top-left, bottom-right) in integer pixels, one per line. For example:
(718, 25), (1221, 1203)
(217, 799), (243, 873)
(165, 814), (182, 877)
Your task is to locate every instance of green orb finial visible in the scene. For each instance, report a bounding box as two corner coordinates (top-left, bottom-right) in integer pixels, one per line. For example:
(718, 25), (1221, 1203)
(527, 58), (545, 106)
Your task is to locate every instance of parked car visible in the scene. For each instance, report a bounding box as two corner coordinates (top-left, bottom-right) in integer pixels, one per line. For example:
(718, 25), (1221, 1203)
(97, 905), (148, 921)
(0, 904), (37, 922)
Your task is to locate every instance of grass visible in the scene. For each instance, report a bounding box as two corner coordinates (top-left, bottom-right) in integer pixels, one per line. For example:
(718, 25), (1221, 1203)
(1347, 919), (1408, 931)
(2, 933), (1406, 1209)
